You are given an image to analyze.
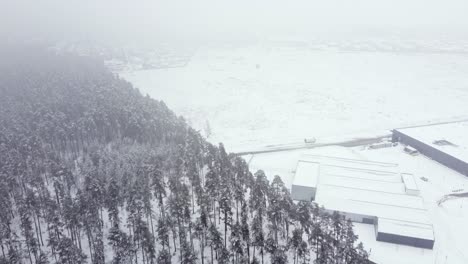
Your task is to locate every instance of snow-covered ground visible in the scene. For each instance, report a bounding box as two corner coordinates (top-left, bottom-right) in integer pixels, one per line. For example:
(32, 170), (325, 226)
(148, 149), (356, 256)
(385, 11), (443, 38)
(247, 144), (468, 264)
(121, 39), (468, 152)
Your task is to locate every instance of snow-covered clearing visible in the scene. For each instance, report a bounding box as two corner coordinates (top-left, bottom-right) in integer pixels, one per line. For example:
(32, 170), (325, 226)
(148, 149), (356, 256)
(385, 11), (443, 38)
(121, 41), (468, 152)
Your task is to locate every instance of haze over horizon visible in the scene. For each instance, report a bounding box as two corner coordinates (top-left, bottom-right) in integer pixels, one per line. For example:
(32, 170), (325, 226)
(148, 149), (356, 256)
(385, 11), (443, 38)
(3, 0), (468, 45)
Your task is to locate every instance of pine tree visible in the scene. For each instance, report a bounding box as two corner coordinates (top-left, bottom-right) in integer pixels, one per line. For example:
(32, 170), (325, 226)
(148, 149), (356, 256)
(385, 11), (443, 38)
(296, 201), (313, 233)
(0, 182), (13, 258)
(249, 171), (269, 218)
(250, 170), (269, 264)
(217, 246), (231, 264)
(106, 178), (121, 226)
(267, 175), (285, 246)
(168, 179), (191, 262)
(108, 225), (134, 264)
(36, 252), (49, 264)
(204, 169), (219, 227)
(297, 241), (309, 264)
(232, 157), (248, 224)
(270, 246), (288, 264)
(140, 165), (156, 249)
(157, 249), (171, 264)
(229, 222), (244, 264)
(251, 214), (265, 264)
(180, 239), (197, 264)
(7, 245), (21, 264)
(136, 218), (155, 264)
(150, 162), (166, 218)
(25, 187), (45, 247)
(207, 224), (222, 264)
(157, 217), (171, 253)
(18, 197), (39, 264)
(264, 236), (277, 255)
(241, 202), (251, 263)
(280, 188), (294, 242)
(92, 229), (105, 264)
(251, 257), (260, 264)
(56, 237), (87, 264)
(350, 242), (369, 264)
(219, 185), (232, 248)
(194, 217), (207, 264)
(288, 228), (303, 264)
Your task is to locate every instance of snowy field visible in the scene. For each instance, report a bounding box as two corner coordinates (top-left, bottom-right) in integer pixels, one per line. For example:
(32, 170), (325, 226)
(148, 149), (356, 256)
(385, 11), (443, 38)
(121, 40), (468, 152)
(247, 144), (468, 264)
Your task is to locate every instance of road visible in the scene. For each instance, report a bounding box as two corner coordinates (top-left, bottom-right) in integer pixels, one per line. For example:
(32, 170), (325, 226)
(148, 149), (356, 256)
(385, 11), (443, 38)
(234, 117), (468, 156)
(235, 134), (391, 155)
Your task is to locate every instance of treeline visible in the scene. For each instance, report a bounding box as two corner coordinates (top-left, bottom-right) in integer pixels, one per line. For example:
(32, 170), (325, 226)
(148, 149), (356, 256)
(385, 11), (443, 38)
(0, 46), (368, 264)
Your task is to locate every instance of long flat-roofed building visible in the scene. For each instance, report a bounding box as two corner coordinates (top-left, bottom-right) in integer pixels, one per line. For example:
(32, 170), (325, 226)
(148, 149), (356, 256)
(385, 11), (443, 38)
(392, 121), (468, 177)
(291, 155), (434, 249)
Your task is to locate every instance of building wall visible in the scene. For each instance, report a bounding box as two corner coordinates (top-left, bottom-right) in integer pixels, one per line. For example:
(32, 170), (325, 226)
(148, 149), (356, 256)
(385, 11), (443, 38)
(376, 231), (434, 249)
(321, 208), (376, 224)
(392, 130), (468, 177)
(291, 185), (316, 201)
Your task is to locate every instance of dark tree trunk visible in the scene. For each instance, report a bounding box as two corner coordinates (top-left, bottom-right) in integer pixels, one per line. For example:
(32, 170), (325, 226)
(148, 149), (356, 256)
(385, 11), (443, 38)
(32, 214), (42, 247)
(200, 234), (204, 264)
(210, 245), (214, 264)
(36, 215), (44, 246)
(236, 200), (239, 224)
(261, 247), (264, 264)
(224, 211), (228, 247)
(86, 229), (94, 263)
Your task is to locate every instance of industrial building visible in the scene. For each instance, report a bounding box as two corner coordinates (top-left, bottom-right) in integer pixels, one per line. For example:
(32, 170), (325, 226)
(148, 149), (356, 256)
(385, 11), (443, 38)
(290, 161), (319, 201)
(291, 155), (435, 249)
(392, 122), (468, 177)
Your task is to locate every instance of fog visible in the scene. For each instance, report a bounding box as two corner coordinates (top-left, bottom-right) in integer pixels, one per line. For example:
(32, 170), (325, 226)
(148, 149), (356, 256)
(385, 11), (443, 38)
(3, 0), (468, 45)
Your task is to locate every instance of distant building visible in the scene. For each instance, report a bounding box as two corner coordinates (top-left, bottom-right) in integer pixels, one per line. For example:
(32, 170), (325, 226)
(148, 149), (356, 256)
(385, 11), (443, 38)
(291, 155), (434, 249)
(392, 122), (468, 177)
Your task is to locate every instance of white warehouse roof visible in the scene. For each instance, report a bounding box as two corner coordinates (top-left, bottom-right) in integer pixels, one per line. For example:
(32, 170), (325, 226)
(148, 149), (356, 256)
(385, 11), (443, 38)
(377, 218), (435, 242)
(291, 155), (434, 243)
(395, 121), (468, 162)
(292, 161), (320, 188)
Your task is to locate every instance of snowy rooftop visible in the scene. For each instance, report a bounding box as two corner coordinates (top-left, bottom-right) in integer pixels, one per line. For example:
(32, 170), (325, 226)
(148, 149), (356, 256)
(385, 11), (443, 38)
(395, 121), (468, 162)
(377, 218), (435, 241)
(300, 154), (399, 172)
(300, 157), (434, 241)
(292, 161), (319, 188)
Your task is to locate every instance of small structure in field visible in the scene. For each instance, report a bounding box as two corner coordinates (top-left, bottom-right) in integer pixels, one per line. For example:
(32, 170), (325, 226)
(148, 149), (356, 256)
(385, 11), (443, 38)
(368, 141), (394, 150)
(404, 145), (419, 156)
(401, 173), (420, 196)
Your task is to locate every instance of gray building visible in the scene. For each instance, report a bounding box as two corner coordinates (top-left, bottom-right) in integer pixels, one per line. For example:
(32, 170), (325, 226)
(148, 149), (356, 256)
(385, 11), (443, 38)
(291, 161), (319, 201)
(375, 218), (435, 249)
(392, 122), (468, 177)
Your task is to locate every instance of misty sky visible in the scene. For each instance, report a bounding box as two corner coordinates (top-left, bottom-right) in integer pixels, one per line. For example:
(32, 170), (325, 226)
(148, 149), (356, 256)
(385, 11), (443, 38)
(2, 0), (468, 44)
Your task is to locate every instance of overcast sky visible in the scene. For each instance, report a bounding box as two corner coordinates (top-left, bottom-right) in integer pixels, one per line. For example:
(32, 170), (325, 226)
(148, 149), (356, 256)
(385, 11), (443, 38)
(2, 0), (468, 44)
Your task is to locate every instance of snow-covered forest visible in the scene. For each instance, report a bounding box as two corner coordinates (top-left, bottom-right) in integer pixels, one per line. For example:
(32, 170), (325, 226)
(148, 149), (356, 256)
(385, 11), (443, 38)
(0, 46), (369, 264)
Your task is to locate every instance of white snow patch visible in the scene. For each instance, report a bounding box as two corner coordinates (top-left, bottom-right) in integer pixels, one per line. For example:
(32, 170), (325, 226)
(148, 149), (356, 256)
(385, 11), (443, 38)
(120, 43), (468, 151)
